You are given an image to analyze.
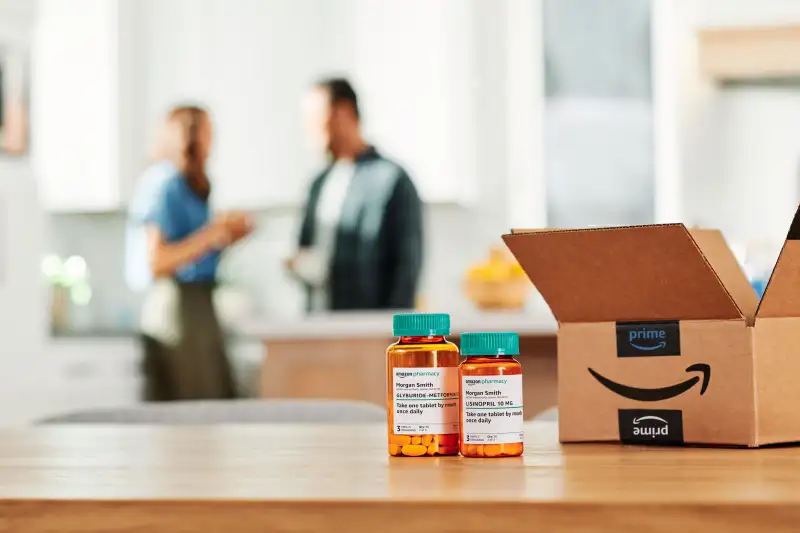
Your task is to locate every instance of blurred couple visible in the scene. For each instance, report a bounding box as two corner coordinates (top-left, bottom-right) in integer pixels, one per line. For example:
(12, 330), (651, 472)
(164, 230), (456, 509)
(289, 78), (423, 312)
(125, 78), (423, 401)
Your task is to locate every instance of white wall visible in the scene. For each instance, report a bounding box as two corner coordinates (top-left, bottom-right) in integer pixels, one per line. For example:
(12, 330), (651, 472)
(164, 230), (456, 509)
(663, 0), (800, 241)
(505, 0), (546, 229)
(0, 0), (51, 425)
(711, 89), (800, 239)
(0, 161), (47, 371)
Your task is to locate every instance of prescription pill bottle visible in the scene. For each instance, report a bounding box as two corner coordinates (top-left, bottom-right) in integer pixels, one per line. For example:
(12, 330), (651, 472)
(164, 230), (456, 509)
(459, 332), (524, 458)
(387, 313), (460, 457)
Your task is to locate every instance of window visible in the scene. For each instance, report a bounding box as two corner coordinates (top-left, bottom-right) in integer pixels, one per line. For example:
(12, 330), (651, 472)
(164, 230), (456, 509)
(543, 0), (654, 227)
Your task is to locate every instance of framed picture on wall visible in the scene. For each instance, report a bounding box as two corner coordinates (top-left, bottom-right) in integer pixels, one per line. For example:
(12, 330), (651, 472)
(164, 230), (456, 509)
(0, 46), (29, 156)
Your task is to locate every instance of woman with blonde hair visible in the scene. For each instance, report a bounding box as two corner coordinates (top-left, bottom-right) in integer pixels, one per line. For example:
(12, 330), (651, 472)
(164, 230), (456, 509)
(125, 104), (252, 401)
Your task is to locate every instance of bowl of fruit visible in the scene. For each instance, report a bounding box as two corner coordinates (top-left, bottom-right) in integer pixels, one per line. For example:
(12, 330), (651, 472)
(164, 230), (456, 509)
(464, 246), (531, 310)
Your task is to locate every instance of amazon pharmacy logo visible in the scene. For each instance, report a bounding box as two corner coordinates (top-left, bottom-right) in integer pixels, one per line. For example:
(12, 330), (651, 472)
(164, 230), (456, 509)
(619, 409), (684, 444)
(616, 321), (680, 358)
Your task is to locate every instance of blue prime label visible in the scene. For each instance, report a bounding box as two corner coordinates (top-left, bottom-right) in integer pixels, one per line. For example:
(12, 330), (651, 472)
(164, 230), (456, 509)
(616, 321), (681, 358)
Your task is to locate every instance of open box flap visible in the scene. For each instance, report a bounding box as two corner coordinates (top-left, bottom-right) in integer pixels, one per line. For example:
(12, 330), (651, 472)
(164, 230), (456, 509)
(503, 224), (744, 323)
(756, 206), (800, 318)
(689, 229), (758, 324)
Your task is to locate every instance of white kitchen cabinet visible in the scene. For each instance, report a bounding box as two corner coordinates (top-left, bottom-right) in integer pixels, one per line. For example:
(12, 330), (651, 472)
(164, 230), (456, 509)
(0, 336), (263, 426)
(42, 339), (143, 421)
(138, 0), (325, 210)
(0, 0), (34, 48)
(348, 0), (478, 204)
(137, 0), (476, 209)
(0, 338), (141, 427)
(32, 0), (481, 211)
(31, 0), (140, 212)
(204, 0), (326, 209)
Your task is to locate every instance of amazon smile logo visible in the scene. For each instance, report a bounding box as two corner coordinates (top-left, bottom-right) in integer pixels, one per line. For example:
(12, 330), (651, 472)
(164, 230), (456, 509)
(632, 416), (668, 438)
(588, 363), (711, 402)
(633, 415), (667, 424)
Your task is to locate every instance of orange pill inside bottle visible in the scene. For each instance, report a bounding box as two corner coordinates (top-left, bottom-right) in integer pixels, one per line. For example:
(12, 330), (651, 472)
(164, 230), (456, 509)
(387, 313), (460, 457)
(459, 332), (524, 458)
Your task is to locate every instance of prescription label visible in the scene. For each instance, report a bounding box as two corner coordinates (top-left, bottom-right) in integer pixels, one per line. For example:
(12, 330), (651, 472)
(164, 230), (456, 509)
(462, 375), (524, 444)
(392, 367), (459, 435)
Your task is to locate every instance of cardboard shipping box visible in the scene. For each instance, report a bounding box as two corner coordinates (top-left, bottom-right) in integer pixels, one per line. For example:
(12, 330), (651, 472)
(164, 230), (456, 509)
(503, 219), (800, 447)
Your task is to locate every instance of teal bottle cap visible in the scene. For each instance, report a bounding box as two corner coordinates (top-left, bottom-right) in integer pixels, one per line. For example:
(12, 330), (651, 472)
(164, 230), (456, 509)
(461, 332), (520, 356)
(393, 313), (451, 337)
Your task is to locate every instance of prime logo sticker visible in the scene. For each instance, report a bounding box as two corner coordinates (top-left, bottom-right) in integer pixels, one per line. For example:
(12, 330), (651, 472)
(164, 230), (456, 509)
(616, 321), (680, 358)
(619, 409), (684, 445)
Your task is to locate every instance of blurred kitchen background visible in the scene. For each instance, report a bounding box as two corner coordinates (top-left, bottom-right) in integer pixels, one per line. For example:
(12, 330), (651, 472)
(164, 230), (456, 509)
(1, 0), (798, 424)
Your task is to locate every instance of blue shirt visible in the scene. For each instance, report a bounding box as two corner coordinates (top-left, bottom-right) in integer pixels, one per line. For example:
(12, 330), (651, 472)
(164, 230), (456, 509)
(125, 161), (220, 291)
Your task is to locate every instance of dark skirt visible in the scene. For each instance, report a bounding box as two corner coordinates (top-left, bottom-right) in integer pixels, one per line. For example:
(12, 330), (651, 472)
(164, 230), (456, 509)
(141, 282), (236, 401)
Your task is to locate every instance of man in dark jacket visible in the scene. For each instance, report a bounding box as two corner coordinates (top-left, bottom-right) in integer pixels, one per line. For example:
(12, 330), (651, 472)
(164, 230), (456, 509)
(288, 78), (423, 311)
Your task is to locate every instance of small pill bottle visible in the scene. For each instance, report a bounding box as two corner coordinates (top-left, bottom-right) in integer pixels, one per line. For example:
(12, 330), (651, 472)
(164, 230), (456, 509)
(387, 313), (460, 457)
(459, 332), (524, 458)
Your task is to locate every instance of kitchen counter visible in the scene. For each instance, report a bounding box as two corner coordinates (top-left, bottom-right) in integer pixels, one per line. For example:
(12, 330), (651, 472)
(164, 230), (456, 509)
(238, 309), (557, 340)
(50, 327), (138, 338)
(246, 308), (559, 419)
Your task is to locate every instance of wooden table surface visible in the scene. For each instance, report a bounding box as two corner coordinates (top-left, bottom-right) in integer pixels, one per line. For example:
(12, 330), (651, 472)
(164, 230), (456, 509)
(3, 422), (800, 532)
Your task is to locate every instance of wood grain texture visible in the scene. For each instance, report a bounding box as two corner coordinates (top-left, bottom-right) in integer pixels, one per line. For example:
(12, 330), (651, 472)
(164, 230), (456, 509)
(3, 422), (800, 532)
(699, 25), (800, 80)
(260, 338), (390, 405)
